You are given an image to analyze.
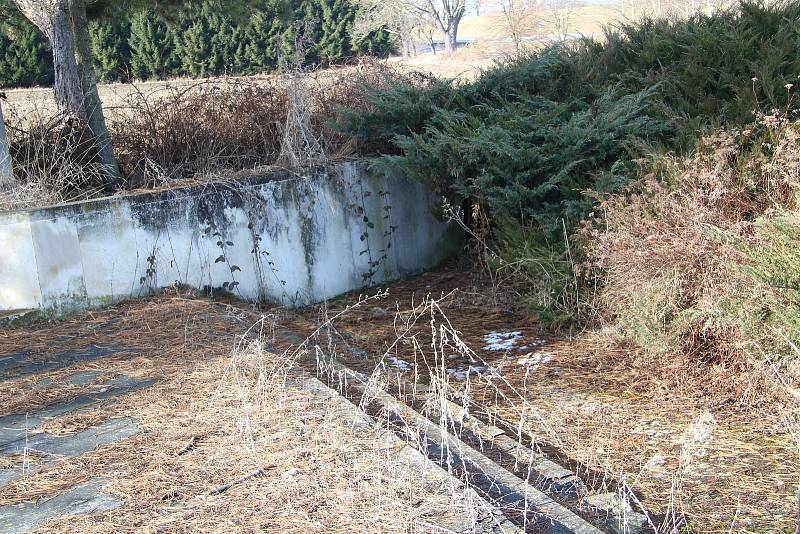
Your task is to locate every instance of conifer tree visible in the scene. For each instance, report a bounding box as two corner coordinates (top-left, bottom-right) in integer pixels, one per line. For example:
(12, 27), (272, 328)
(129, 9), (172, 80)
(89, 19), (129, 82)
(174, 16), (212, 77)
(173, 1), (237, 77)
(206, 6), (237, 74)
(0, 24), (52, 87)
(289, 0), (321, 67)
(237, 0), (293, 74)
(352, 26), (393, 58)
(2, 0), (393, 88)
(318, 0), (355, 65)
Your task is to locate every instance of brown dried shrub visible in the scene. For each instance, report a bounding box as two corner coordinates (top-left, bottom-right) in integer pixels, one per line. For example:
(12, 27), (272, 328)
(1, 110), (108, 210)
(1, 64), (418, 208)
(111, 79), (290, 189)
(587, 115), (800, 378)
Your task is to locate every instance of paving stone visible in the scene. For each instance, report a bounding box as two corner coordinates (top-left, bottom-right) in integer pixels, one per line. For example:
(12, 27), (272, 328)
(1, 417), (139, 457)
(0, 478), (123, 534)
(0, 375), (153, 447)
(0, 344), (130, 382)
(0, 466), (29, 488)
(34, 370), (107, 390)
(585, 492), (650, 533)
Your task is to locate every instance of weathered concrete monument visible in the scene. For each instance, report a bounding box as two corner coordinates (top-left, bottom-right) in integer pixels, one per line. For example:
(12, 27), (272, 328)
(0, 163), (460, 314)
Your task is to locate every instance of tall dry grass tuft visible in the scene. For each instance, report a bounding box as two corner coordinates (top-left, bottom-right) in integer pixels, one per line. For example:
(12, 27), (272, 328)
(216, 307), (510, 533)
(293, 291), (667, 530)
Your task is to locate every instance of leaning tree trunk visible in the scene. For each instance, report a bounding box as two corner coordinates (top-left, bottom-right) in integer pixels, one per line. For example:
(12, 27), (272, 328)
(22, 0), (86, 119)
(0, 100), (13, 190)
(69, 0), (122, 186)
(13, 0), (122, 189)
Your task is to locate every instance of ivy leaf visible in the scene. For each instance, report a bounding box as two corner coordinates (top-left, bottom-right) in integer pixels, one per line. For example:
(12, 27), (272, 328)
(215, 255), (226, 263)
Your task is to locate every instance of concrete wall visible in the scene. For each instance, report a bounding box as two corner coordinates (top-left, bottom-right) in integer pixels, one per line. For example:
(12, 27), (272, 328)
(0, 162), (461, 313)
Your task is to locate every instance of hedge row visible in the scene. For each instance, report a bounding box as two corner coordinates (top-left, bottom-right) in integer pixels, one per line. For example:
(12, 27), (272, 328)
(0, 0), (393, 88)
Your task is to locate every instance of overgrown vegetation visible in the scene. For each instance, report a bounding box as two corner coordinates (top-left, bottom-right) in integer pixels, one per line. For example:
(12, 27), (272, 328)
(0, 0), (393, 88)
(0, 76), (366, 197)
(111, 81), (290, 188)
(333, 1), (800, 333)
(590, 116), (800, 371)
(3, 0), (800, 382)
(1, 108), (108, 210)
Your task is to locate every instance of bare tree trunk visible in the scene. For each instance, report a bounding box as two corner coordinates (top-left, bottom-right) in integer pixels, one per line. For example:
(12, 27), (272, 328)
(14, 0), (122, 189)
(44, 0), (86, 119)
(69, 0), (122, 186)
(0, 101), (13, 189)
(400, 31), (415, 57)
(443, 25), (458, 54)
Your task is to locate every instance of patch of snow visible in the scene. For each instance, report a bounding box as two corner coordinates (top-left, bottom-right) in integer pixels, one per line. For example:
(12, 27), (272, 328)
(385, 356), (413, 372)
(447, 365), (499, 381)
(517, 351), (553, 369)
(481, 331), (523, 351)
(481, 331), (547, 352)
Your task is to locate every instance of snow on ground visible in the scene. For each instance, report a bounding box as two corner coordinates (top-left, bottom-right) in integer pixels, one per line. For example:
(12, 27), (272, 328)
(385, 356), (413, 372)
(481, 331), (523, 351)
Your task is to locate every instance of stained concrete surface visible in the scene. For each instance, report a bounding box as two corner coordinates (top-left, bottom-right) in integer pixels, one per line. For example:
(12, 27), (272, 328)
(0, 162), (461, 313)
(0, 374), (152, 446)
(1, 417), (140, 457)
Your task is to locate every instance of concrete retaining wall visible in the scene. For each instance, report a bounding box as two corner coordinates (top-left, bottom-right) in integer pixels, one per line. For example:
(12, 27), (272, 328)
(0, 162), (461, 313)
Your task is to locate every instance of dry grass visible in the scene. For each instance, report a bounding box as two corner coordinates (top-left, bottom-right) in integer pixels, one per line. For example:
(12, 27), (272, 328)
(1, 268), (796, 531)
(0, 58), (482, 127)
(585, 116), (800, 392)
(280, 267), (800, 532)
(0, 293), (492, 533)
(0, 106), (109, 211)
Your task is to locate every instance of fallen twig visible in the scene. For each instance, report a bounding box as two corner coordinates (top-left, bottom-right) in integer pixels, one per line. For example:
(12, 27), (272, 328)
(208, 465), (274, 496)
(177, 435), (198, 456)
